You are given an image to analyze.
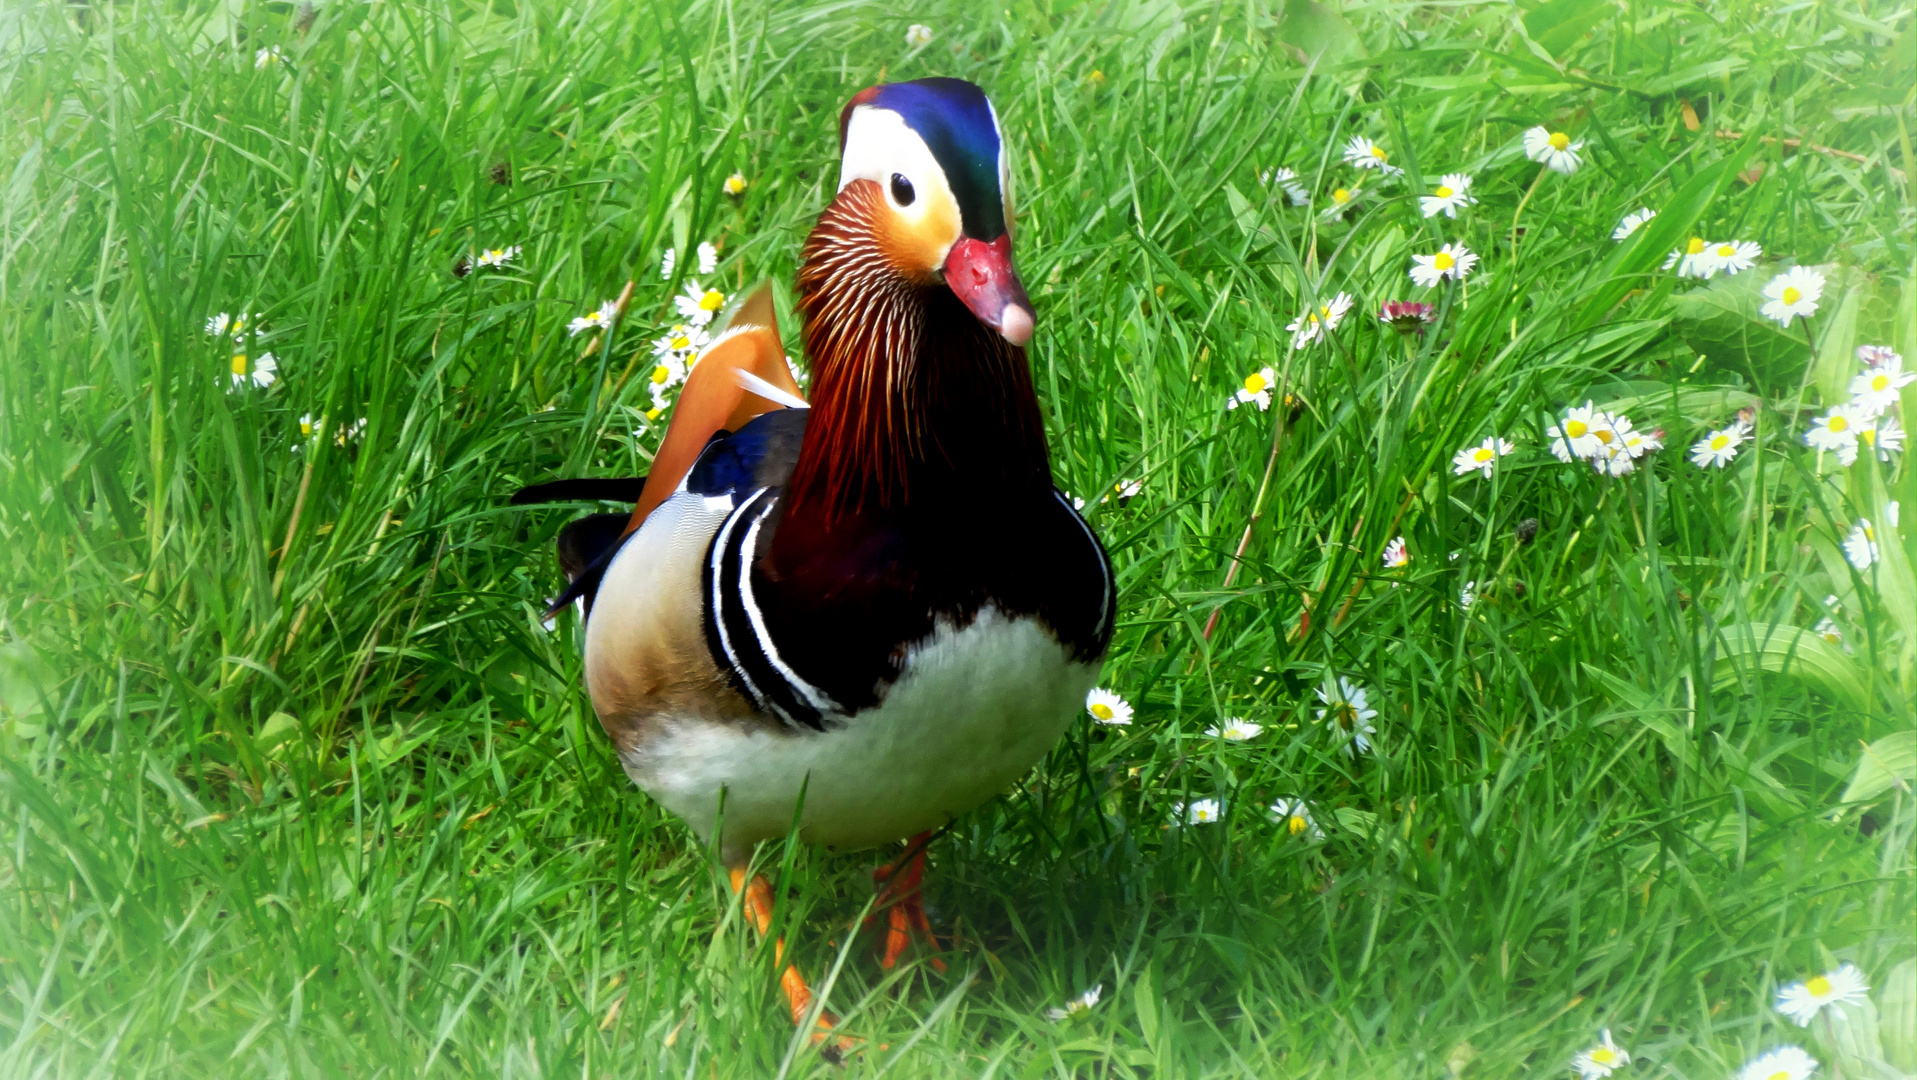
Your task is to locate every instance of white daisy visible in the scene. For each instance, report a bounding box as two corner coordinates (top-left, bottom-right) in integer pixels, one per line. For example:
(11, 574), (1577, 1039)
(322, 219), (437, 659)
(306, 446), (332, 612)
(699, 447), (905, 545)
(228, 351), (277, 390)
(651, 324), (709, 362)
(205, 312), (234, 337)
(1709, 240), (1762, 276)
(904, 23), (935, 48)
(1382, 536), (1409, 568)
(1803, 403), (1865, 457)
(1114, 478), (1144, 500)
(723, 173), (747, 196)
(1228, 366), (1276, 411)
(673, 280), (727, 327)
(646, 355), (688, 399)
(696, 241), (718, 275)
(567, 301), (619, 337)
(1409, 243), (1478, 288)
(1734, 1046), (1817, 1080)
(333, 417), (367, 446)
(1286, 292), (1354, 348)
(474, 244), (521, 269)
(1085, 688), (1133, 726)
(1663, 237), (1716, 279)
(1848, 353), (1914, 415)
(1858, 345), (1902, 368)
(1860, 415), (1905, 461)
(1044, 984), (1101, 1020)
(1418, 172), (1476, 219)
(1598, 426), (1662, 476)
(1342, 136), (1402, 176)
(1315, 677), (1378, 756)
(255, 46), (284, 69)
(1690, 420), (1750, 469)
(1262, 166), (1310, 205)
(1269, 798), (1323, 839)
(1844, 519), (1877, 570)
(1889, 500), (1901, 527)
(1522, 126), (1584, 174)
(1613, 208), (1656, 241)
(1452, 436), (1515, 479)
(297, 413), (322, 441)
(1571, 1029), (1631, 1080)
(659, 248), (676, 278)
(1547, 402), (1609, 462)
(1179, 799), (1222, 825)
(1205, 718), (1264, 741)
(1760, 268), (1824, 327)
(1813, 618), (1846, 650)
(1459, 580), (1478, 608)
(1319, 185), (1361, 221)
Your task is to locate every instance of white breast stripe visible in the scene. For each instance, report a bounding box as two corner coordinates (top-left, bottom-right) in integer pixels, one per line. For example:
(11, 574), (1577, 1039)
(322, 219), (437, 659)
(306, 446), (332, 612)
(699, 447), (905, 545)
(709, 487), (774, 712)
(1056, 490), (1113, 639)
(734, 497), (842, 716)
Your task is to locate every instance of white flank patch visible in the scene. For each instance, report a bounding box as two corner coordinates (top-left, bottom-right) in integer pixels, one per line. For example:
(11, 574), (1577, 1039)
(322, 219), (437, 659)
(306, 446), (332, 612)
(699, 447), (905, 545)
(627, 607), (1094, 858)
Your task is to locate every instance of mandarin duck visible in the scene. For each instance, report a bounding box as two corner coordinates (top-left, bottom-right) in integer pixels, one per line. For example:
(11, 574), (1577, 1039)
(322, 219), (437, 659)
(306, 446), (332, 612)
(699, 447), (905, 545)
(515, 77), (1114, 1038)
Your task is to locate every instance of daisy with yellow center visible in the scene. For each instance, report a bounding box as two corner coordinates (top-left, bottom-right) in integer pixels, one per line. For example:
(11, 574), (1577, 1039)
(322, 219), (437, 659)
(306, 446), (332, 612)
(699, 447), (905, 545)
(1085, 687), (1133, 726)
(1418, 172), (1476, 219)
(652, 324), (709, 362)
(673, 280), (727, 327)
(1178, 798), (1222, 825)
(696, 241), (718, 275)
(1204, 718), (1263, 741)
(1409, 243), (1478, 287)
(904, 23), (935, 47)
(567, 301), (620, 337)
(1844, 519), (1877, 569)
(297, 413), (321, 440)
(334, 417), (367, 446)
(1316, 677), (1378, 755)
(1663, 236), (1715, 278)
(1522, 125), (1583, 173)
(474, 244), (521, 269)
(1319, 185), (1361, 221)
(1342, 136), (1402, 176)
(723, 172), (748, 197)
(1848, 350), (1914, 414)
(1813, 618), (1847, 650)
(1571, 1029), (1630, 1079)
(1859, 415), (1904, 462)
(1228, 366), (1277, 411)
(1044, 985), (1101, 1020)
(1268, 798), (1323, 839)
(1382, 536), (1409, 568)
(1760, 267), (1824, 327)
(228, 351), (277, 390)
(1612, 207), (1656, 240)
(1689, 419), (1750, 469)
(1547, 402), (1610, 462)
(1286, 292), (1354, 348)
(1452, 435), (1515, 479)
(1735, 1045), (1817, 1080)
(1596, 423), (1662, 477)
(1710, 239), (1762, 276)
(1803, 403), (1865, 457)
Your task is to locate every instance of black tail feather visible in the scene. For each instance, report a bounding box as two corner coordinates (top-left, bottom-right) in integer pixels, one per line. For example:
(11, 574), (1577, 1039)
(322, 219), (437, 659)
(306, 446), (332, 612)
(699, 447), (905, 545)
(510, 476), (647, 506)
(547, 513), (634, 618)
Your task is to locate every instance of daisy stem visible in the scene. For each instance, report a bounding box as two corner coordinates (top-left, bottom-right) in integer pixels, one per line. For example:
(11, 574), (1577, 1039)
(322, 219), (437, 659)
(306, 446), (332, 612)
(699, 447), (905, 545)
(1203, 374), (1295, 642)
(1507, 165), (1550, 273)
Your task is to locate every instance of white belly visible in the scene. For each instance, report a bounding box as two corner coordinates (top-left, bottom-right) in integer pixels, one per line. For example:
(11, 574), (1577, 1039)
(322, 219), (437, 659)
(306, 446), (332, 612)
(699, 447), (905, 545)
(621, 607), (1096, 858)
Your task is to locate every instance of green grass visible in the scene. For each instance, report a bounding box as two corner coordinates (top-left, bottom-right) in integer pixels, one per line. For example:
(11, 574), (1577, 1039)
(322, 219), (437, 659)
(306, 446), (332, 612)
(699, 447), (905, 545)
(2, 0), (1914, 1076)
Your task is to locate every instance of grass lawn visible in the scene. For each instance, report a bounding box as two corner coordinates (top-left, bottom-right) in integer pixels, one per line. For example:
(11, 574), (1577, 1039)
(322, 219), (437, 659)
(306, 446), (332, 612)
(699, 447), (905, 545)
(2, 0), (1913, 1076)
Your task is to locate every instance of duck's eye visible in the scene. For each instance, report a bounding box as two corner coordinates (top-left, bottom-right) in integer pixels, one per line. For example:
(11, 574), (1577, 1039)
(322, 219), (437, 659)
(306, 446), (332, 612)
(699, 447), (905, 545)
(889, 173), (916, 206)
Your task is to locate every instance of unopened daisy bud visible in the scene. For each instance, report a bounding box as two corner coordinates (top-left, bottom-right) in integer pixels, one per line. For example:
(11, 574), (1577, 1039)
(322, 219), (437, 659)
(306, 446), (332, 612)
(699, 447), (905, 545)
(1515, 518), (1539, 544)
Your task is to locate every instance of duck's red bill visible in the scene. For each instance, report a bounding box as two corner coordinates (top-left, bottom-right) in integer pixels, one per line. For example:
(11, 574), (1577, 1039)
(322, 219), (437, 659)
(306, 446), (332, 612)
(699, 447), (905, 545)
(943, 235), (1035, 346)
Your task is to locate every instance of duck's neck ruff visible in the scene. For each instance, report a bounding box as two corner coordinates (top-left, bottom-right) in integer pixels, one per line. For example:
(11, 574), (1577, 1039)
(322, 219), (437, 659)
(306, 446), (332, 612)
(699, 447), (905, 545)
(786, 180), (1050, 526)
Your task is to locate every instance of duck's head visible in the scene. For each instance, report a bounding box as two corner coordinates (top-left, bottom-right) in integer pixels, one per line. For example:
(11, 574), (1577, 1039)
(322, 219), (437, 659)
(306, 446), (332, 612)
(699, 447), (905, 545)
(835, 78), (1033, 345)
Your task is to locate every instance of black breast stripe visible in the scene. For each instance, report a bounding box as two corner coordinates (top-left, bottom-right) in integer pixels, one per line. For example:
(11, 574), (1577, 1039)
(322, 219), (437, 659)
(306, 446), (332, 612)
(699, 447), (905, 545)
(1056, 490), (1116, 646)
(703, 488), (844, 732)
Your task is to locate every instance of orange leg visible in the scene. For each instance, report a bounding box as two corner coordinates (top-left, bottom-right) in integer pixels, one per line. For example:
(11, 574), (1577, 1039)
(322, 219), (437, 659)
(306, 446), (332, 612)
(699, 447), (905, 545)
(728, 868), (855, 1051)
(868, 832), (947, 972)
